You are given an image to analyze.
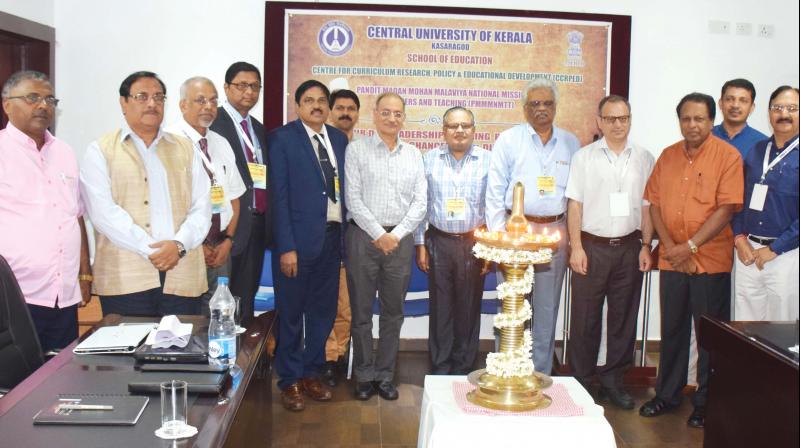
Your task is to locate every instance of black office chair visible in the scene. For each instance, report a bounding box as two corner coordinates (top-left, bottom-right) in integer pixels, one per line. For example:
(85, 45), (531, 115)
(0, 254), (44, 395)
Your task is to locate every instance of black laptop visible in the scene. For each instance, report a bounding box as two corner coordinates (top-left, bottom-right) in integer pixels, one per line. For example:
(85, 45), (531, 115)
(133, 333), (208, 363)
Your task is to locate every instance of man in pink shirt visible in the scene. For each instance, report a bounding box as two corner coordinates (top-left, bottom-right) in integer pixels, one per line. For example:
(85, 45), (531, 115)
(0, 70), (92, 352)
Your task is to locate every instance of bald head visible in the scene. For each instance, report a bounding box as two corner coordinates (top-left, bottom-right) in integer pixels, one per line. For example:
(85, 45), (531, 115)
(179, 77), (219, 134)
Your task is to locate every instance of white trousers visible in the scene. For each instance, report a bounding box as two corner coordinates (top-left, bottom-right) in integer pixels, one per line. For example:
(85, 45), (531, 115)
(734, 242), (799, 321)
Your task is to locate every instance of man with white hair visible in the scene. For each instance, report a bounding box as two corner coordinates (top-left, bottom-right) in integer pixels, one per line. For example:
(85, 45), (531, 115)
(485, 79), (580, 375)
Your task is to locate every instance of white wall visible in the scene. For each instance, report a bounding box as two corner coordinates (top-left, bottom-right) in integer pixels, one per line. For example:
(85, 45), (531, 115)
(0, 0), (53, 26)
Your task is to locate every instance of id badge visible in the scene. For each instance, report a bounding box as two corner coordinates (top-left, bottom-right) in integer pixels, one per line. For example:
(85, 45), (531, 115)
(210, 185), (225, 214)
(609, 192), (630, 217)
(445, 198), (467, 221)
(248, 162), (267, 189)
(749, 183), (768, 211)
(334, 176), (341, 202)
(537, 176), (556, 197)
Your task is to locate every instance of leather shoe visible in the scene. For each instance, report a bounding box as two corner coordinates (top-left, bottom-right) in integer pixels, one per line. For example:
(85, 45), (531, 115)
(354, 381), (375, 401)
(281, 383), (305, 412)
(639, 398), (676, 417)
(300, 377), (332, 401)
(321, 361), (337, 387)
(687, 407), (705, 428)
(374, 381), (399, 400)
(599, 386), (635, 410)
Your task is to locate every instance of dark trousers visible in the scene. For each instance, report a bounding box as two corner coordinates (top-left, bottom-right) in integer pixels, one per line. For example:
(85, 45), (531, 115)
(346, 225), (413, 383)
(655, 270), (731, 408)
(230, 213), (266, 327)
(426, 229), (485, 374)
(27, 303), (78, 353)
(273, 225), (341, 390)
(568, 236), (643, 388)
(99, 272), (201, 317)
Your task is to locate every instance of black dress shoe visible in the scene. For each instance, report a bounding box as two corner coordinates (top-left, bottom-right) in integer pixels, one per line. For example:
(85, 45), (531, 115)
(599, 386), (635, 410)
(354, 381), (375, 401)
(374, 381), (399, 400)
(687, 407), (705, 428)
(321, 361), (337, 387)
(639, 398), (676, 417)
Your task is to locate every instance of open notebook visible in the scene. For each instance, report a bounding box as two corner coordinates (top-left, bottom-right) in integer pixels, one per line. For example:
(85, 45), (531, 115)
(73, 323), (156, 355)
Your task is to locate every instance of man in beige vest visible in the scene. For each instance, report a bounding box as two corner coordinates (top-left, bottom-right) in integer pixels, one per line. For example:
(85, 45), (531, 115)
(80, 71), (211, 316)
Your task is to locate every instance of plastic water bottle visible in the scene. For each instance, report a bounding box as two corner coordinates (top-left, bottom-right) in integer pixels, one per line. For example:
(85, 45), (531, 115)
(208, 277), (237, 366)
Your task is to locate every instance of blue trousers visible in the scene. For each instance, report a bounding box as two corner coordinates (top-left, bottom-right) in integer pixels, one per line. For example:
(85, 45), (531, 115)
(99, 272), (201, 317)
(27, 303), (78, 353)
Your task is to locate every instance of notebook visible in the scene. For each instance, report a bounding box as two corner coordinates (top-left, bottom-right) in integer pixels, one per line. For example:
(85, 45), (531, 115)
(33, 394), (149, 426)
(127, 370), (227, 394)
(73, 323), (156, 355)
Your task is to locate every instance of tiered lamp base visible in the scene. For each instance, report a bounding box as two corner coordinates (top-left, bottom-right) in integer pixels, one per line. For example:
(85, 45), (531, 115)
(466, 369), (553, 411)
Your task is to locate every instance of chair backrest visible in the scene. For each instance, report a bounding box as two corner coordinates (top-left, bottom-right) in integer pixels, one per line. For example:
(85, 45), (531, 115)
(0, 254), (44, 390)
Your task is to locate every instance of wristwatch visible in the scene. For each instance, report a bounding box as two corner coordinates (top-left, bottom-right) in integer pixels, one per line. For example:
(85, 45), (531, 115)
(174, 240), (187, 258)
(223, 234), (234, 245)
(687, 239), (699, 254)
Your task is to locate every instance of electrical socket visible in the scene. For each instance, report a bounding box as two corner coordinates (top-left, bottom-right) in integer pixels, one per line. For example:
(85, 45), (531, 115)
(758, 24), (775, 38)
(708, 20), (730, 35)
(735, 23), (752, 36)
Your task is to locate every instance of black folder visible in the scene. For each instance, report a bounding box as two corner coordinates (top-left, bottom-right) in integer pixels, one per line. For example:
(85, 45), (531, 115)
(127, 370), (227, 394)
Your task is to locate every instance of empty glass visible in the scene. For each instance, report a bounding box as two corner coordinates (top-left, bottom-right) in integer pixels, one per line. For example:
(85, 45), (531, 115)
(159, 380), (188, 437)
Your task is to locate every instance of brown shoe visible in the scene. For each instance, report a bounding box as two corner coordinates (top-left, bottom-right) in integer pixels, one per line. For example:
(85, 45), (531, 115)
(300, 377), (332, 401)
(281, 383), (305, 412)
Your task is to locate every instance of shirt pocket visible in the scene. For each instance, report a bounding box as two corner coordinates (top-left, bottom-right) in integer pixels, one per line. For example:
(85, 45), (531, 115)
(555, 159), (571, 188)
(775, 158), (799, 196)
(691, 173), (716, 205)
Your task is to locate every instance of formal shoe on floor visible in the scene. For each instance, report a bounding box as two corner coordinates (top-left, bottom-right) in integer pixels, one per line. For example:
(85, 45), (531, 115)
(354, 381), (375, 401)
(639, 398), (676, 417)
(281, 383), (305, 412)
(374, 381), (399, 400)
(599, 386), (635, 410)
(300, 377), (332, 401)
(687, 406), (705, 428)
(321, 361), (337, 387)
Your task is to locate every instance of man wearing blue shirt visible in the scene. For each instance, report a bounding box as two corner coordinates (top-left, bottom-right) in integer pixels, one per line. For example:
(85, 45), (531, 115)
(486, 79), (580, 375)
(712, 78), (768, 159)
(414, 107), (492, 375)
(732, 85), (799, 321)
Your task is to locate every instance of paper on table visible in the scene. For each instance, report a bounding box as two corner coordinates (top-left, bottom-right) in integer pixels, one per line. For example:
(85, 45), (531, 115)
(144, 315), (193, 349)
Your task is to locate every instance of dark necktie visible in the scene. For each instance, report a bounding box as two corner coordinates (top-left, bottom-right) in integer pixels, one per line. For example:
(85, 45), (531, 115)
(313, 134), (337, 203)
(198, 137), (222, 244)
(239, 119), (267, 214)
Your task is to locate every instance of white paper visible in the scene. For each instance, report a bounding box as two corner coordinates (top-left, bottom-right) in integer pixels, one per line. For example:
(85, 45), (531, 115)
(609, 192), (630, 217)
(144, 315), (193, 349)
(749, 184), (768, 211)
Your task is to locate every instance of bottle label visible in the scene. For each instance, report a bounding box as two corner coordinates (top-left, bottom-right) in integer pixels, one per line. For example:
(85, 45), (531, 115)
(208, 336), (236, 360)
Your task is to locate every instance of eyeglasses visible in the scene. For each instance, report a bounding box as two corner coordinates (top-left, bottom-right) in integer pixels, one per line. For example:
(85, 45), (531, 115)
(129, 93), (166, 104)
(600, 115), (631, 124)
(525, 100), (554, 109)
(378, 110), (405, 119)
(229, 82), (262, 92)
(191, 97), (219, 107)
(301, 97), (329, 106)
(6, 93), (59, 107)
(770, 104), (799, 113)
(444, 122), (474, 131)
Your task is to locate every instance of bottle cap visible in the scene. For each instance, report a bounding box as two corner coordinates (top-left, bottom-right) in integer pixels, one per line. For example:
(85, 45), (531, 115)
(218, 277), (229, 286)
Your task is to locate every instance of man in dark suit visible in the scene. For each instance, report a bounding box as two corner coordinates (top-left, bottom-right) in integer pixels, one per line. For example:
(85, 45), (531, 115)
(209, 62), (271, 325)
(268, 80), (348, 412)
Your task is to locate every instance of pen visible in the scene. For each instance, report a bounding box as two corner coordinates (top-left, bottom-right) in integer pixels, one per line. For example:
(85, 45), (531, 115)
(58, 404), (114, 411)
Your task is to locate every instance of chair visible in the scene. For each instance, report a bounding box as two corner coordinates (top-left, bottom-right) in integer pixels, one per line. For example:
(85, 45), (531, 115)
(0, 254), (44, 394)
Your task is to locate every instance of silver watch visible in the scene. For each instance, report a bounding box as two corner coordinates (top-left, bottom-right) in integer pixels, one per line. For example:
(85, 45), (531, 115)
(174, 240), (187, 258)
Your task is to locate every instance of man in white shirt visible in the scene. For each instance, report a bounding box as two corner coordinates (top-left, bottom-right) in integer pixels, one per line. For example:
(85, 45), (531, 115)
(168, 77), (246, 315)
(565, 95), (655, 408)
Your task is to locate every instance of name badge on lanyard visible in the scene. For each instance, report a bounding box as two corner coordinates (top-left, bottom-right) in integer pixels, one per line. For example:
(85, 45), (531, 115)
(210, 184), (225, 214)
(609, 192), (630, 217)
(750, 139), (799, 211)
(334, 175), (341, 202)
(537, 176), (556, 197)
(248, 163), (267, 189)
(445, 197), (467, 221)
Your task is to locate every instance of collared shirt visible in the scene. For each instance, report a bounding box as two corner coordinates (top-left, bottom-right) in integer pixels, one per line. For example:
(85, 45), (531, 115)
(413, 144), (491, 244)
(302, 121), (342, 223)
(566, 137), (655, 237)
(166, 119), (246, 231)
(644, 135), (744, 273)
(732, 135), (799, 254)
(80, 124), (211, 259)
(0, 123), (83, 308)
(712, 123), (767, 159)
(345, 133), (427, 240)
(221, 101), (264, 163)
(486, 123), (580, 231)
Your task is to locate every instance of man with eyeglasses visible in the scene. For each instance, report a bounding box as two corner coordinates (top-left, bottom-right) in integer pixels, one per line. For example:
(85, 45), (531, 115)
(345, 92), (426, 401)
(166, 77), (246, 316)
(565, 95), (655, 409)
(0, 70), (92, 352)
(485, 78), (580, 376)
(640, 93), (743, 428)
(80, 71), (211, 316)
(267, 79), (349, 412)
(732, 86), (799, 321)
(712, 78), (767, 159)
(413, 106), (491, 375)
(209, 61), (270, 326)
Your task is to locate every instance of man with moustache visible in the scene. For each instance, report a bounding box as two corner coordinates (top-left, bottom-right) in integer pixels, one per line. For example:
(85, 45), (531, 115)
(268, 80), (348, 411)
(345, 92), (426, 401)
(80, 71), (211, 316)
(414, 106), (491, 375)
(485, 79), (580, 375)
(168, 77), (246, 315)
(712, 79), (767, 159)
(566, 95), (655, 408)
(640, 93), (743, 428)
(0, 70), (92, 352)
(732, 86), (799, 321)
(209, 62), (269, 326)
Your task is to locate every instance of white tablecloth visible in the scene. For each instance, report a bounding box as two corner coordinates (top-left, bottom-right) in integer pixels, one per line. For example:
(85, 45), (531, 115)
(417, 375), (616, 448)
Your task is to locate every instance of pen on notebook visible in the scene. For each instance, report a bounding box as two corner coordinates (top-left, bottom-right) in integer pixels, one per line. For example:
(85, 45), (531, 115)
(58, 404), (114, 410)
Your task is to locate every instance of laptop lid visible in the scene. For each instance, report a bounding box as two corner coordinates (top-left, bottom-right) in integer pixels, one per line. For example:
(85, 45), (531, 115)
(73, 324), (155, 355)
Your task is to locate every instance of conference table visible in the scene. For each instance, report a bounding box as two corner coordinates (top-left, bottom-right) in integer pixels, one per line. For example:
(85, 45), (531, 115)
(0, 312), (275, 448)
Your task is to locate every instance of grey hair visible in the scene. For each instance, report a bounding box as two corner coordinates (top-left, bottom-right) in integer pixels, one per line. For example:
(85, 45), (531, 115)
(521, 78), (559, 105)
(442, 106), (475, 125)
(1, 70), (51, 99)
(179, 76), (216, 100)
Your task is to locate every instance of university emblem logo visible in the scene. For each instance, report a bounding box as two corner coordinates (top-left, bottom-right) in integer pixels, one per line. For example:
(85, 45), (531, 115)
(565, 30), (585, 67)
(318, 21), (354, 57)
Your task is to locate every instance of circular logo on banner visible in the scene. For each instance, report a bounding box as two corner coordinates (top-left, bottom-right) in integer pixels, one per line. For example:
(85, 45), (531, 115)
(318, 21), (354, 57)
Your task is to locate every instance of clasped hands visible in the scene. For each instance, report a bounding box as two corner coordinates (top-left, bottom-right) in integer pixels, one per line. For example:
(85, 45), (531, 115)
(148, 240), (180, 272)
(373, 233), (400, 255)
(735, 239), (777, 270)
(661, 241), (698, 274)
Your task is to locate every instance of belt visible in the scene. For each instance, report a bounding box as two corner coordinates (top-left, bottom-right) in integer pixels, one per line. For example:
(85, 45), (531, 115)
(427, 225), (475, 240)
(581, 230), (641, 247)
(348, 219), (395, 233)
(748, 235), (776, 245)
(505, 210), (565, 224)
